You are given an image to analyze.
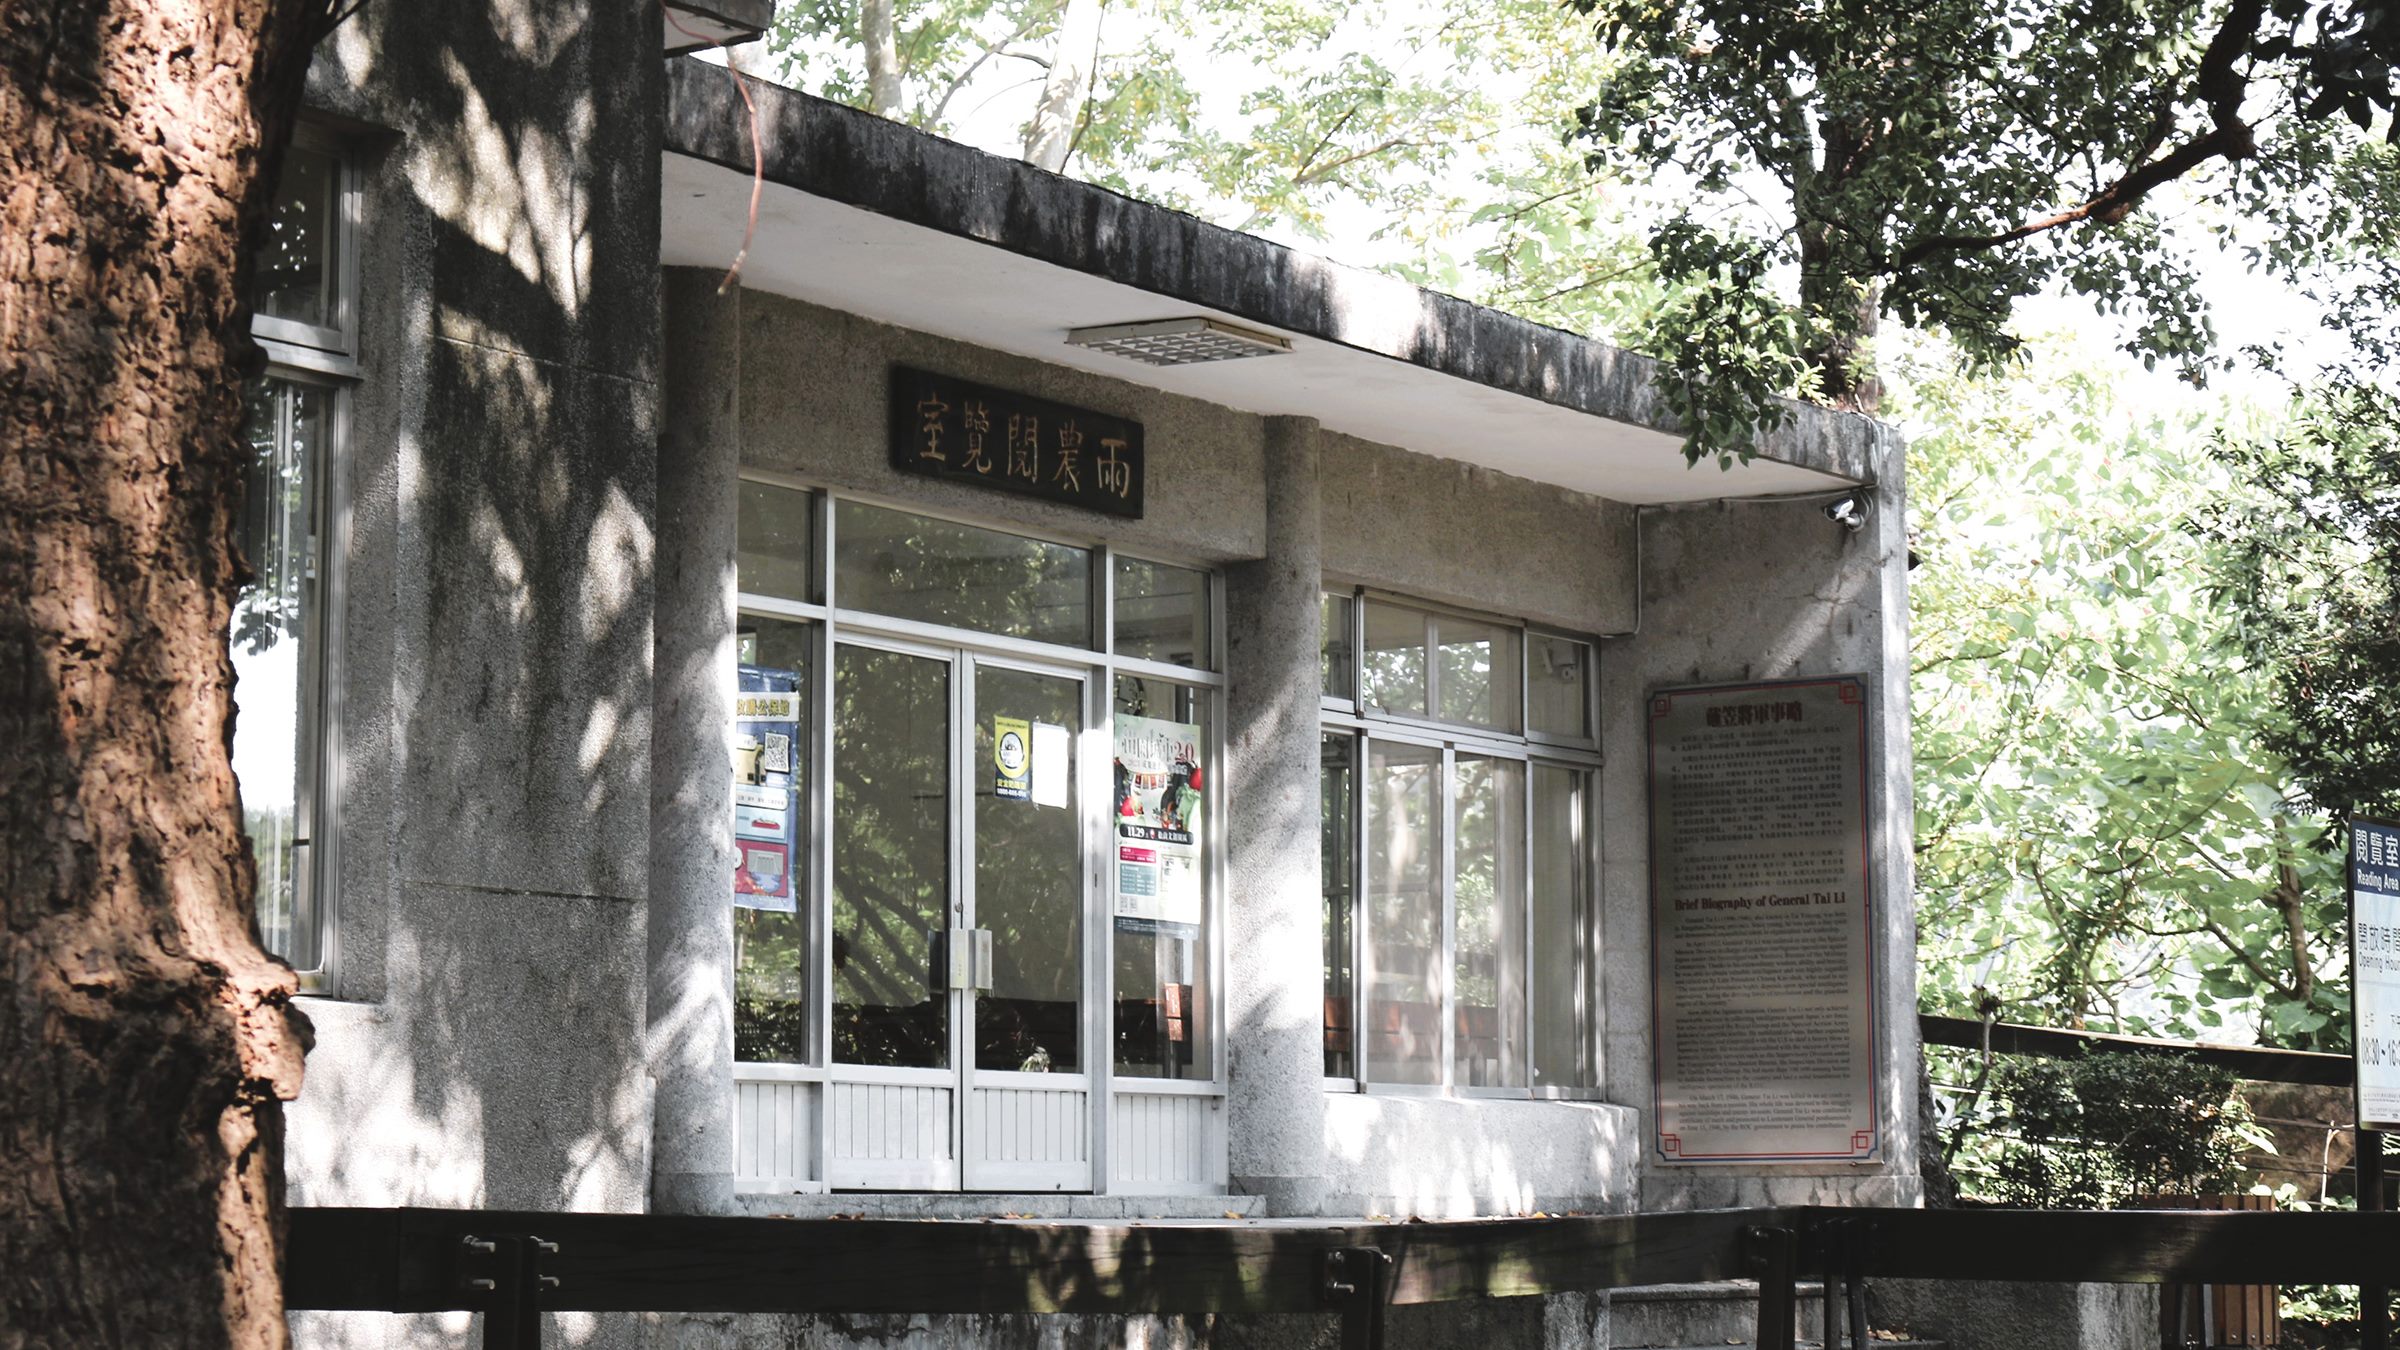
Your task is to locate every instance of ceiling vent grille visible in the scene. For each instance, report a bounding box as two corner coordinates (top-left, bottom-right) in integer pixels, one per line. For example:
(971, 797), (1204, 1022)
(1065, 318), (1293, 366)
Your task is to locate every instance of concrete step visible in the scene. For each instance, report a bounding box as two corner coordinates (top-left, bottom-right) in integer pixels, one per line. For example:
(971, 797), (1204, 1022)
(1612, 1281), (1827, 1348)
(733, 1191), (1267, 1220)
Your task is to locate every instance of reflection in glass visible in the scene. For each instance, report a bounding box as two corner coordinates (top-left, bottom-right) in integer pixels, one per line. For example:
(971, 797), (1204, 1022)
(1436, 615), (1522, 731)
(1453, 755), (1526, 1088)
(1361, 601), (1427, 717)
(1366, 740), (1442, 1084)
(1113, 676), (1214, 1079)
(834, 500), (1091, 647)
(234, 378), (323, 969)
(737, 480), (814, 603)
(1530, 636), (1593, 740)
(1320, 732), (1359, 1077)
(250, 144), (339, 332)
(832, 645), (950, 1067)
(1114, 556), (1211, 668)
(734, 616), (813, 1063)
(1532, 765), (1595, 1089)
(1321, 592), (1355, 699)
(974, 664), (1082, 1072)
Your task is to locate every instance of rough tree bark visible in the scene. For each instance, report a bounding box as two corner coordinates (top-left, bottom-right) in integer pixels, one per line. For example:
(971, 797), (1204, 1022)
(1, 1), (323, 1345)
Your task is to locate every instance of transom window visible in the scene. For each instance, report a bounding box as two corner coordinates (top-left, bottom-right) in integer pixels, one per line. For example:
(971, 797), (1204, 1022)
(1319, 587), (1599, 1095)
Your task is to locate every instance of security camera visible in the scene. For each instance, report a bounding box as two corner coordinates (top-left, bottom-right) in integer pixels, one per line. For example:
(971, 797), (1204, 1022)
(1824, 492), (1871, 533)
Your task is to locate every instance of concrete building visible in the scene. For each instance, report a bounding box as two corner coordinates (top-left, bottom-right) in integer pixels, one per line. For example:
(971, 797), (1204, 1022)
(247, 6), (1920, 1345)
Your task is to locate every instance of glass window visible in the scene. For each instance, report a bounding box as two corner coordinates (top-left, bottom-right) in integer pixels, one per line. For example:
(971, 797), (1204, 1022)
(1112, 675), (1215, 1080)
(1321, 592), (1355, 700)
(235, 377), (327, 970)
(834, 500), (1091, 648)
(734, 616), (813, 1064)
(235, 134), (354, 980)
(1531, 765), (1595, 1090)
(1361, 600), (1428, 718)
(249, 142), (342, 337)
(1529, 635), (1593, 741)
(830, 644), (952, 1067)
(976, 663), (1084, 1073)
(1320, 731), (1358, 1078)
(1114, 555), (1211, 669)
(1452, 754), (1525, 1088)
(1435, 614), (1522, 732)
(737, 480), (814, 603)
(1365, 739), (1443, 1085)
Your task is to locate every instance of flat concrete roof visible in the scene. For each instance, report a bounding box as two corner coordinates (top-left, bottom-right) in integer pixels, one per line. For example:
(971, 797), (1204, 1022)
(661, 59), (1881, 505)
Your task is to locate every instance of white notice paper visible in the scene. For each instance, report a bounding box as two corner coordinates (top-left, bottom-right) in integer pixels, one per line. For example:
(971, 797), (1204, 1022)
(1031, 722), (1070, 809)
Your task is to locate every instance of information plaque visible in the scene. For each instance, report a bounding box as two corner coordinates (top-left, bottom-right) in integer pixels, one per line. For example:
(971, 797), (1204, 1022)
(1648, 676), (1880, 1164)
(2353, 818), (2400, 1131)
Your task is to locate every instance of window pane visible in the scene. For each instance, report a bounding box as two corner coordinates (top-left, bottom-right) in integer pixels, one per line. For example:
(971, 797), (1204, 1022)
(737, 480), (814, 603)
(976, 664), (1083, 1073)
(831, 644), (951, 1067)
(1453, 755), (1526, 1088)
(1320, 732), (1359, 1078)
(234, 378), (323, 970)
(834, 500), (1091, 647)
(734, 616), (812, 1064)
(1532, 765), (1594, 1089)
(251, 143), (339, 333)
(1435, 615), (1522, 731)
(1113, 676), (1215, 1080)
(1321, 592), (1355, 699)
(1361, 601), (1427, 718)
(1114, 555), (1211, 668)
(1529, 636), (1593, 740)
(1365, 740), (1442, 1085)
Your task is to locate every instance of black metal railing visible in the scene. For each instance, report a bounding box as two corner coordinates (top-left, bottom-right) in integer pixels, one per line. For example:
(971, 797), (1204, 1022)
(283, 1204), (2400, 1350)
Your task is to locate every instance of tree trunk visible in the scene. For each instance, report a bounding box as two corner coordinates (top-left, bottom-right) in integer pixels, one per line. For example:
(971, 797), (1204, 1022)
(863, 0), (904, 118)
(1, 2), (320, 1345)
(1023, 0), (1104, 172)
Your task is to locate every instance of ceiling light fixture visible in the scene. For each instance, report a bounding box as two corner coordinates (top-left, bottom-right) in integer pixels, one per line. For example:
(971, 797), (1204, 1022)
(1065, 318), (1293, 367)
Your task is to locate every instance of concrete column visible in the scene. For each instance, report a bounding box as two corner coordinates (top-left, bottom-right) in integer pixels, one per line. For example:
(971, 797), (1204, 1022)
(647, 269), (742, 1214)
(1225, 415), (1329, 1214)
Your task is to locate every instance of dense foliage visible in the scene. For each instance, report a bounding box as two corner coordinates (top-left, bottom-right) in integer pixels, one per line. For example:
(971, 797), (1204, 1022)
(1570, 0), (2400, 460)
(1944, 1050), (2261, 1207)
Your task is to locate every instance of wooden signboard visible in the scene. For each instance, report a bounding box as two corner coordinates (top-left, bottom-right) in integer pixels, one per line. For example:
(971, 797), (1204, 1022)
(1647, 675), (1880, 1164)
(888, 365), (1144, 518)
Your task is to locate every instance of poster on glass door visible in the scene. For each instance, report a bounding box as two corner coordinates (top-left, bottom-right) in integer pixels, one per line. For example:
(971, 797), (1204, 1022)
(732, 664), (800, 913)
(1113, 713), (1203, 937)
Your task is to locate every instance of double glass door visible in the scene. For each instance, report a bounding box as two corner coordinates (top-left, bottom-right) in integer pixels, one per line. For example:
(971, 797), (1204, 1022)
(827, 637), (1092, 1190)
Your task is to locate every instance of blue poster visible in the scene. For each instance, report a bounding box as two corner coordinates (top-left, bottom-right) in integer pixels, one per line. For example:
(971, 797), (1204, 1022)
(732, 664), (800, 913)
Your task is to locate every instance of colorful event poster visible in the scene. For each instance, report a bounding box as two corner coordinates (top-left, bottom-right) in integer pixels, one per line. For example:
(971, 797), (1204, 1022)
(732, 665), (800, 913)
(1113, 713), (1203, 937)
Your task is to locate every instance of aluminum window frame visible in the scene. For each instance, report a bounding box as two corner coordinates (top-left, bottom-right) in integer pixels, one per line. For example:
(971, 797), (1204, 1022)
(1319, 586), (1603, 1100)
(732, 474), (1232, 1193)
(247, 127), (361, 995)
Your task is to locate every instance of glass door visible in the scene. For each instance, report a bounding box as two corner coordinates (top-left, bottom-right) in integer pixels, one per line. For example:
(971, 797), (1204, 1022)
(962, 658), (1091, 1191)
(826, 638), (958, 1189)
(824, 638), (1093, 1192)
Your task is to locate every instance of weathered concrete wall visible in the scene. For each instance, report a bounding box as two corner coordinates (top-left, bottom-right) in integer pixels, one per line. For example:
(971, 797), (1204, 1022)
(1321, 1096), (1639, 1217)
(1870, 1279), (2159, 1350)
(738, 291), (1268, 562)
(1320, 432), (1638, 636)
(1597, 429), (1922, 1210)
(286, 4), (667, 1344)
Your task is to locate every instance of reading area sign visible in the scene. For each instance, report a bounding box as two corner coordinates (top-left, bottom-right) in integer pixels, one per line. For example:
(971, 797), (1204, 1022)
(1647, 676), (1880, 1165)
(2354, 818), (2400, 1131)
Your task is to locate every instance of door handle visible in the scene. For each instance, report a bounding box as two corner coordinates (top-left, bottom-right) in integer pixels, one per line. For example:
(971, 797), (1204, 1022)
(973, 929), (994, 992)
(943, 927), (975, 991)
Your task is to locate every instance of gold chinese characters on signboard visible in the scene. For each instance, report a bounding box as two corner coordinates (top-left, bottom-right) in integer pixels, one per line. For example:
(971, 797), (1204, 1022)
(889, 365), (1144, 518)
